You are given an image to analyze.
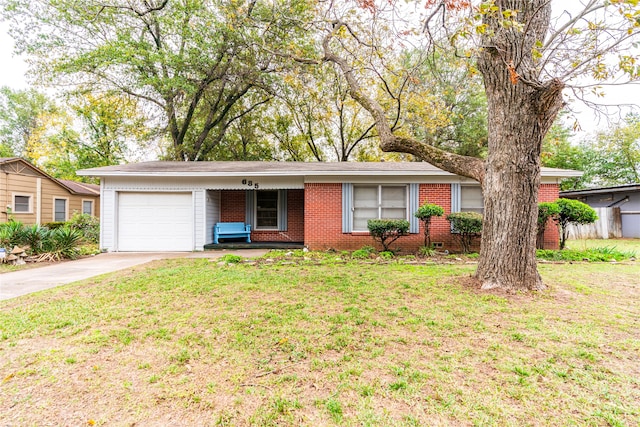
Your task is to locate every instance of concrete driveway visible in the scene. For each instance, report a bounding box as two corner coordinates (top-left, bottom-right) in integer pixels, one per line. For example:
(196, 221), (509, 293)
(0, 250), (268, 301)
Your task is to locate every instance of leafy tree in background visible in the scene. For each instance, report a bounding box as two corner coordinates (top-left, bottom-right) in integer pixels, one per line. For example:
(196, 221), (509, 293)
(0, 86), (59, 159)
(2, 0), (316, 161)
(542, 113), (640, 189)
(397, 49), (488, 158)
(588, 114), (640, 186)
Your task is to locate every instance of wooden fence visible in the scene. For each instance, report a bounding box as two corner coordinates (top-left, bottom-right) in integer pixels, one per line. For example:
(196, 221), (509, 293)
(567, 207), (622, 239)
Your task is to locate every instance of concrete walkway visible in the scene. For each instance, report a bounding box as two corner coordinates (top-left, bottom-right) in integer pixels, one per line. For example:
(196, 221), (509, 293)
(0, 249), (268, 301)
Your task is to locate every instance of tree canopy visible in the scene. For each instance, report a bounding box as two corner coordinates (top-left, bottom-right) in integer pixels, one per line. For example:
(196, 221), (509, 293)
(2, 0), (317, 160)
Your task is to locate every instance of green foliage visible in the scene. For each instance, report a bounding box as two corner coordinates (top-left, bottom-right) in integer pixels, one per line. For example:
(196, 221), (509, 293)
(366, 219), (410, 252)
(68, 212), (100, 244)
(417, 246), (437, 257)
(544, 114), (640, 190)
(3, 0), (316, 161)
(446, 212), (483, 254)
(351, 249), (372, 259)
(219, 254), (243, 264)
(586, 113), (640, 187)
(21, 224), (48, 253)
(536, 247), (635, 262)
(397, 48), (488, 159)
(0, 86), (59, 158)
(414, 202), (445, 247)
(555, 199), (598, 250)
(42, 222), (66, 230)
(42, 226), (83, 260)
(414, 203), (445, 220)
(379, 251), (394, 260)
(0, 221), (25, 249)
(536, 202), (561, 249)
(0, 220), (84, 259)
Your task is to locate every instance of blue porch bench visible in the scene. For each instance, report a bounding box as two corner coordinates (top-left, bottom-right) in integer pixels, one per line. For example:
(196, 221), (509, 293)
(213, 222), (251, 244)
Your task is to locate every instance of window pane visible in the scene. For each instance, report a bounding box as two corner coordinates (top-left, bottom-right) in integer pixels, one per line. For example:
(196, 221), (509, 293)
(353, 208), (378, 231)
(461, 186), (483, 214)
(353, 186), (378, 230)
(83, 201), (93, 215)
(14, 195), (30, 213)
(381, 186), (406, 218)
(256, 191), (278, 228)
(55, 199), (66, 222)
(353, 186), (378, 208)
(381, 208), (406, 219)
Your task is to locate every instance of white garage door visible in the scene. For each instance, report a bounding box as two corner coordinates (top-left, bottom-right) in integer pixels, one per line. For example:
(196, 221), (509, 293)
(117, 192), (193, 251)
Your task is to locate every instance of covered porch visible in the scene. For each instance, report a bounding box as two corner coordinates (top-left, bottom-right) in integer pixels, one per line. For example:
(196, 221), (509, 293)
(204, 187), (305, 248)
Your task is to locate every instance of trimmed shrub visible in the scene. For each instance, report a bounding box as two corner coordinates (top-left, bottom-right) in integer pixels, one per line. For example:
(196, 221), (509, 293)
(414, 203), (445, 247)
(555, 198), (598, 250)
(367, 219), (410, 252)
(446, 212), (482, 254)
(537, 202), (561, 249)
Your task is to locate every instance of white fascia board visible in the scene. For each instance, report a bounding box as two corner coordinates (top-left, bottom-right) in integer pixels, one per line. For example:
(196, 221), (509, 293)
(77, 170), (456, 178)
(78, 168), (581, 180)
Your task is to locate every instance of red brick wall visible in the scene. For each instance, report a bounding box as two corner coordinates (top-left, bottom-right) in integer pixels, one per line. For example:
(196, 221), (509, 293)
(220, 189), (304, 242)
(305, 183), (455, 252)
(539, 183), (560, 250)
(304, 182), (561, 252)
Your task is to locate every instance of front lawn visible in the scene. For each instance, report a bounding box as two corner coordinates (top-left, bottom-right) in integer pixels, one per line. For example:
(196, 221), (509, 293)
(1, 257), (638, 426)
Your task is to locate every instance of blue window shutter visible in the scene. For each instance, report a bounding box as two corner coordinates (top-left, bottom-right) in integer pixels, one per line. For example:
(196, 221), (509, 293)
(245, 190), (255, 227)
(342, 183), (353, 233)
(278, 189), (288, 231)
(409, 183), (419, 233)
(451, 183), (461, 213)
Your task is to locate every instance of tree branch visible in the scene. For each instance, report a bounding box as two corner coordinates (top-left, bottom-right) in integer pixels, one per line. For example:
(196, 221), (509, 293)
(322, 20), (485, 182)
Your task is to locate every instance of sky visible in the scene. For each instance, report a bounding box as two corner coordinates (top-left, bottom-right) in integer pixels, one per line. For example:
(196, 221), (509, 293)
(0, 15), (638, 141)
(0, 22), (28, 90)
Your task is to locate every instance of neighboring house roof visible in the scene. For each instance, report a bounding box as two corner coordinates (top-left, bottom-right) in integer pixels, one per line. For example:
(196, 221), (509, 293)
(561, 183), (640, 197)
(78, 161), (583, 179)
(57, 179), (101, 196)
(0, 157), (99, 196)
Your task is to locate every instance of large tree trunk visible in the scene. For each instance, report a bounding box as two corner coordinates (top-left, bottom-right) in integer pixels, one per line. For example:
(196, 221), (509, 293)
(475, 1), (564, 290)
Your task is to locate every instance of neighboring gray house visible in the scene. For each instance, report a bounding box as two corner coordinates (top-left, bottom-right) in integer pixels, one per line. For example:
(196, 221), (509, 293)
(561, 184), (640, 238)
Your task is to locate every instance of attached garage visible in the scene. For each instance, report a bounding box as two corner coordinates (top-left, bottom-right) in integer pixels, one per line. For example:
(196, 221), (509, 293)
(117, 192), (193, 251)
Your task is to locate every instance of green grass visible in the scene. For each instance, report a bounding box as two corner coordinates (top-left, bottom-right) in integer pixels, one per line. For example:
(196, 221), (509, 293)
(565, 238), (640, 254)
(0, 257), (639, 425)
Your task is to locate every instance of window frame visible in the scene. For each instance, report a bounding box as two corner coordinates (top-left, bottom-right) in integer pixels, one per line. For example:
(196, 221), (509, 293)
(53, 197), (68, 222)
(12, 193), (33, 214)
(254, 190), (279, 230)
(82, 199), (94, 216)
(351, 184), (409, 232)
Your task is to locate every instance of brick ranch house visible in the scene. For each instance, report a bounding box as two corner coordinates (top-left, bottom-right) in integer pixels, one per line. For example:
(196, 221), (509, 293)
(78, 161), (580, 253)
